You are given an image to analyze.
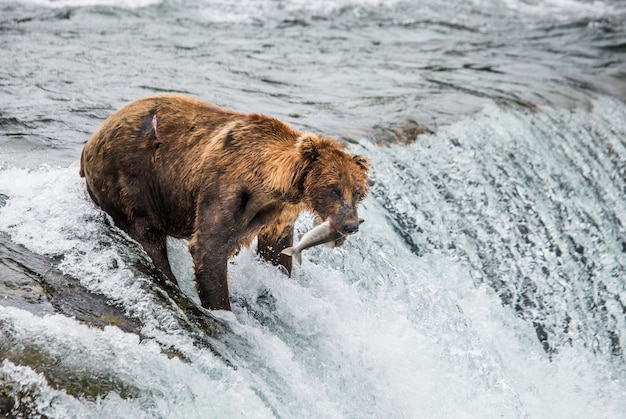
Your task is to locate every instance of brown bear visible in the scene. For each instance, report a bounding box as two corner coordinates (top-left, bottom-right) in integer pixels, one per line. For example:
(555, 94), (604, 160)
(80, 94), (370, 310)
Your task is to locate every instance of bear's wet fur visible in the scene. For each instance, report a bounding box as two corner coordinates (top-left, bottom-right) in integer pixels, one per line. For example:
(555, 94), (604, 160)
(80, 94), (370, 310)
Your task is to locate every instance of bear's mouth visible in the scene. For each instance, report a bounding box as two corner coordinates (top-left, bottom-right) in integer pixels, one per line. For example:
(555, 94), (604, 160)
(328, 218), (365, 236)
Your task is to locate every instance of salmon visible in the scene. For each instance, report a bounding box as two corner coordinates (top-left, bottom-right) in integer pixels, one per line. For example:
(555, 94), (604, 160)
(281, 219), (364, 265)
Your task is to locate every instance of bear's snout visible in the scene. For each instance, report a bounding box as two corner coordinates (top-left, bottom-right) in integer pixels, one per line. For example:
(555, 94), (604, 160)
(342, 221), (360, 235)
(327, 202), (363, 237)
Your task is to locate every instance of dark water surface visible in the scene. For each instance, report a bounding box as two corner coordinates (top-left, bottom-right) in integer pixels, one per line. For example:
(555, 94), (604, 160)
(1, 0), (625, 163)
(1, 0), (625, 417)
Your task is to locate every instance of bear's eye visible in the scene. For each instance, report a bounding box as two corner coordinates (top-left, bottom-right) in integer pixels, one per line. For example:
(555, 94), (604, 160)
(329, 185), (342, 199)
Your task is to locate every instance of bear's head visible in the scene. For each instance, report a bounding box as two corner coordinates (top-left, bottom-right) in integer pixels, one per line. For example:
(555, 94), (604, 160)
(298, 134), (370, 237)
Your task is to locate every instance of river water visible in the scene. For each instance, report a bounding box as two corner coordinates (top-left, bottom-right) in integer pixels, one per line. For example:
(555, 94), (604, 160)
(1, 0), (625, 417)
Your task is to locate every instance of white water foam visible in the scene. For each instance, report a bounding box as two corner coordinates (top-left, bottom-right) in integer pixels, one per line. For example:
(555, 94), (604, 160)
(0, 307), (275, 418)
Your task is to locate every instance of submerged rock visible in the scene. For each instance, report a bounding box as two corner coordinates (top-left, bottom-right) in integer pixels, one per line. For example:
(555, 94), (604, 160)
(0, 232), (141, 333)
(0, 228), (233, 414)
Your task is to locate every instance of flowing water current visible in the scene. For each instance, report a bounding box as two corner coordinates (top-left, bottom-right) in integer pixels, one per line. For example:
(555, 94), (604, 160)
(0, 0), (625, 417)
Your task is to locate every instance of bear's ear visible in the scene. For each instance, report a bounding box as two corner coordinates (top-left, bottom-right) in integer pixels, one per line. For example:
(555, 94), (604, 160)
(353, 154), (370, 172)
(296, 134), (320, 162)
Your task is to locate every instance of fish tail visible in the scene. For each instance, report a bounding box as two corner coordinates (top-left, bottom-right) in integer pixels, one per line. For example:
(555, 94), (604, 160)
(281, 247), (302, 265)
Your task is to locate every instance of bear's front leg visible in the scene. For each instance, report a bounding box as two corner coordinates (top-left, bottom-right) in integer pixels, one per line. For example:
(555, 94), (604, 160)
(189, 230), (232, 311)
(258, 225), (294, 275)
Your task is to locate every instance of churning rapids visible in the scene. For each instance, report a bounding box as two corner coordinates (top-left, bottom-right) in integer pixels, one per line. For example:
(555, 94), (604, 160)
(1, 0), (625, 417)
